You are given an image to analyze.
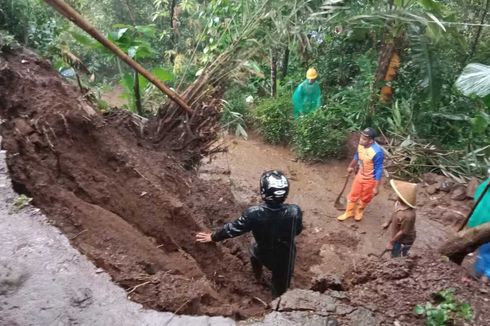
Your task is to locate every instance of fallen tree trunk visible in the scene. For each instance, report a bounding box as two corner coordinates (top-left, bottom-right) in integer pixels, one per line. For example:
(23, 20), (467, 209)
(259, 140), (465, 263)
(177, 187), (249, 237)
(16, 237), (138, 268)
(439, 223), (490, 265)
(43, 0), (192, 114)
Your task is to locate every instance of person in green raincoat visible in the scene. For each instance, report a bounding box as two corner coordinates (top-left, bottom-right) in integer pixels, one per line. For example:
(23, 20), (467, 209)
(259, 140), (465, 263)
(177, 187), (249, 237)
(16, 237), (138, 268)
(467, 168), (490, 283)
(468, 170), (490, 228)
(292, 68), (322, 118)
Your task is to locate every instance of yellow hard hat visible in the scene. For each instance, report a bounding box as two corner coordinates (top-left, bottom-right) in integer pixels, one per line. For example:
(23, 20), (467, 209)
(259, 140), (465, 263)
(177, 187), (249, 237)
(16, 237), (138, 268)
(306, 68), (318, 79)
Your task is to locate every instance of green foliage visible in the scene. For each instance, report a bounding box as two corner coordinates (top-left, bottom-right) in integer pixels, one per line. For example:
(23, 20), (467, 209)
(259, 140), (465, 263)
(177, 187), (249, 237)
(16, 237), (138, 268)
(293, 107), (348, 160)
(220, 85), (263, 139)
(327, 51), (377, 128)
(385, 99), (416, 137)
(71, 24), (173, 114)
(13, 194), (32, 211)
(119, 66), (174, 114)
(415, 288), (473, 326)
(253, 94), (292, 144)
(2, 0), (489, 176)
(0, 0), (65, 56)
(220, 100), (248, 139)
(0, 30), (18, 52)
(312, 33), (373, 89)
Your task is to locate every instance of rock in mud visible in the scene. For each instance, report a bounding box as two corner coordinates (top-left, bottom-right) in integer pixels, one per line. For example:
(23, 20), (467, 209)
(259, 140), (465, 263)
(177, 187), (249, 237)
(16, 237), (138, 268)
(422, 173), (440, 185)
(347, 308), (378, 326)
(249, 311), (338, 326)
(273, 289), (337, 314)
(450, 185), (467, 201)
(426, 184), (439, 195)
(438, 179), (455, 192)
(310, 274), (344, 293)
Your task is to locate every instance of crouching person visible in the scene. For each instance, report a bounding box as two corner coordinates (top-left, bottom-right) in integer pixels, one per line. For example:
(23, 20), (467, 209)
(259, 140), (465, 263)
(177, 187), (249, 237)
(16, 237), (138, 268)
(196, 170), (303, 297)
(386, 180), (417, 258)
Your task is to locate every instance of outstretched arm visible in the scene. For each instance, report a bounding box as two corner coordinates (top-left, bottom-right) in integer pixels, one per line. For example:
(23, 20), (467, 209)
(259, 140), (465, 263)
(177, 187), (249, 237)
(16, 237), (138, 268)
(196, 209), (254, 243)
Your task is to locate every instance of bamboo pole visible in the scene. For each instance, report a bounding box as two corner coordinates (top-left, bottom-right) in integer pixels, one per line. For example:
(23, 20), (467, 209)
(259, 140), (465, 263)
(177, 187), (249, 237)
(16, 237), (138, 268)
(43, 0), (193, 114)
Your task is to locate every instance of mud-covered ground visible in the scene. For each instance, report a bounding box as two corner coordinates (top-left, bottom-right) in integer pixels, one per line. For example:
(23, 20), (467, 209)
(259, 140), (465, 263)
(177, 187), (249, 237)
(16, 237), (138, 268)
(1, 46), (488, 324)
(0, 48), (282, 318)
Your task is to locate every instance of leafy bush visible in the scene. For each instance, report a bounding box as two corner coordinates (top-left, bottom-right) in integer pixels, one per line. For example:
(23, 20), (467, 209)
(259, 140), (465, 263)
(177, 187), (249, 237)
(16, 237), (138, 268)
(220, 100), (248, 139)
(415, 288), (473, 326)
(252, 94), (293, 144)
(0, 30), (19, 52)
(293, 107), (348, 160)
(222, 86), (252, 118)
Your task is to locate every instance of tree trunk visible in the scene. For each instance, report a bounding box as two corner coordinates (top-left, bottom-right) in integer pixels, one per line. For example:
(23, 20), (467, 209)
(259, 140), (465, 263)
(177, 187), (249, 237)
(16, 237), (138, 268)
(281, 46), (289, 80)
(271, 49), (277, 97)
(439, 223), (490, 265)
(379, 49), (400, 103)
(170, 0), (177, 29)
(169, 0), (177, 51)
(43, 0), (192, 114)
(368, 41), (394, 113)
(133, 70), (143, 116)
(468, 0), (490, 61)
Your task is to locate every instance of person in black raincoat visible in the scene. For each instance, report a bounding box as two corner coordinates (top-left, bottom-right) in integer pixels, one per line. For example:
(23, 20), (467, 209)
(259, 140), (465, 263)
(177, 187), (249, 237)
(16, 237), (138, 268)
(196, 170), (303, 297)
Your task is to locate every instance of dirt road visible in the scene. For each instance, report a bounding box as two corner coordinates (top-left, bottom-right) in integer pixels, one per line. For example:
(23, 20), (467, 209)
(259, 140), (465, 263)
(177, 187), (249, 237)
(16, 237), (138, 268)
(200, 134), (452, 281)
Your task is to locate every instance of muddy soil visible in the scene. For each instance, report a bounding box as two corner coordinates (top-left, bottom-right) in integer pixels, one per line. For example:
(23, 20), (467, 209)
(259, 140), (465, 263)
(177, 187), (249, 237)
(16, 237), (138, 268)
(342, 253), (490, 325)
(199, 134), (463, 277)
(1, 46), (487, 324)
(0, 48), (280, 318)
(200, 135), (490, 324)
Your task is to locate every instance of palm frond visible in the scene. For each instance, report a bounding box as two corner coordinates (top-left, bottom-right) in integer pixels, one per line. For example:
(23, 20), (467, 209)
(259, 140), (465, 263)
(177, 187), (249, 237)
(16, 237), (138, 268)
(410, 34), (441, 107)
(455, 63), (490, 98)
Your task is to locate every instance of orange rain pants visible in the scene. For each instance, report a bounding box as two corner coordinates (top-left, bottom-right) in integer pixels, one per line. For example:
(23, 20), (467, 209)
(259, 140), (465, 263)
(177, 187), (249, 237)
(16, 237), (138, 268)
(347, 175), (377, 204)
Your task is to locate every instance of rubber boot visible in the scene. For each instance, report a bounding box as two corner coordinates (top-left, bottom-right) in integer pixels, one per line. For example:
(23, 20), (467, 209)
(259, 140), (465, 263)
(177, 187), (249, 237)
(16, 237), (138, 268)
(355, 201), (368, 221)
(337, 201), (356, 221)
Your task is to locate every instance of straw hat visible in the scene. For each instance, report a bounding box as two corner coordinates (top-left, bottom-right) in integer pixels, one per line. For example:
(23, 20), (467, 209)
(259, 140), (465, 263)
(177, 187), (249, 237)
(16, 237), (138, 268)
(390, 179), (417, 208)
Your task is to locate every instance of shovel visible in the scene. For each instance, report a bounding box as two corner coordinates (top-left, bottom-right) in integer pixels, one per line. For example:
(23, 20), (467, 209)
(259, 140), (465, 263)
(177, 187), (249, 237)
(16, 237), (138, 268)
(368, 248), (390, 258)
(334, 174), (351, 211)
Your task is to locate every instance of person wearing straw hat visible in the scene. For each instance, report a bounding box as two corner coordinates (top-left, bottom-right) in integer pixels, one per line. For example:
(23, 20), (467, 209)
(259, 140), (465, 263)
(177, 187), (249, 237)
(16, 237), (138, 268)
(337, 127), (385, 222)
(292, 68), (322, 118)
(385, 180), (417, 258)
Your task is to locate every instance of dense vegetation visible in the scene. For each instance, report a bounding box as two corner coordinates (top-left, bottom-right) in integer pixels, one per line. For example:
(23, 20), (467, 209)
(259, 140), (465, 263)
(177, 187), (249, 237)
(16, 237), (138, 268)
(1, 0), (489, 180)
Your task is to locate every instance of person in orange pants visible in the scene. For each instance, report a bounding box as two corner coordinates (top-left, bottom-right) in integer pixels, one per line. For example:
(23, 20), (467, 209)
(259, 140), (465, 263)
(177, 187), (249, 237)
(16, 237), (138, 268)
(337, 127), (385, 221)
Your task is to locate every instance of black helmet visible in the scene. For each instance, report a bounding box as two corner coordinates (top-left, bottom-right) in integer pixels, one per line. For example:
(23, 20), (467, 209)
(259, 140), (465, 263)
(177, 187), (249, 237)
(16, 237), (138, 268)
(361, 127), (377, 139)
(260, 170), (289, 204)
